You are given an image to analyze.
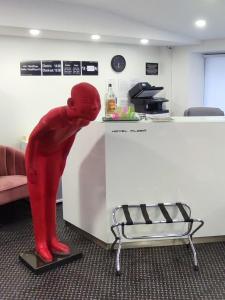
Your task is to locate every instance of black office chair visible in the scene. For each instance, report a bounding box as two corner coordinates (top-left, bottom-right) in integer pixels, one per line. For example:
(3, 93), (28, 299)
(184, 107), (224, 116)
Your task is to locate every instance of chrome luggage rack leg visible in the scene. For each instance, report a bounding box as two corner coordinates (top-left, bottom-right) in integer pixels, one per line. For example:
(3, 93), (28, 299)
(111, 223), (123, 276)
(188, 235), (198, 271)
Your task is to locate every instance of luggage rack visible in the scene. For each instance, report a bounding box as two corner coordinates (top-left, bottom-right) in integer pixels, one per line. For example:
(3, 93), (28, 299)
(111, 203), (204, 276)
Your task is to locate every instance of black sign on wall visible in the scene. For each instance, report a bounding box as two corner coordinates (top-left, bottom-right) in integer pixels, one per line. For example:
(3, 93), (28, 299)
(20, 61), (41, 76)
(63, 61), (81, 75)
(42, 60), (62, 76)
(82, 61), (98, 75)
(146, 63), (159, 75)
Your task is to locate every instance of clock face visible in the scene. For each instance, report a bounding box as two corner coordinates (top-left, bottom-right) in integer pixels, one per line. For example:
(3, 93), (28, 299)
(111, 55), (126, 72)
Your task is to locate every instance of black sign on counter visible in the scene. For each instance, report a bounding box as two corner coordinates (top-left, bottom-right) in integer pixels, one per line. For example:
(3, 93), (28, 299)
(63, 61), (81, 76)
(20, 61), (41, 76)
(42, 60), (62, 76)
(146, 63), (158, 75)
(82, 61), (98, 75)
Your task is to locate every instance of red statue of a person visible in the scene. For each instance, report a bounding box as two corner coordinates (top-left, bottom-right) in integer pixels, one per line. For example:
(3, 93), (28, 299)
(25, 82), (101, 262)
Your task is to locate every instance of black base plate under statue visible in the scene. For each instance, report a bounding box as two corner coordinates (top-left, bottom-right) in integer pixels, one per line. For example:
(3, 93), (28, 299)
(19, 243), (82, 274)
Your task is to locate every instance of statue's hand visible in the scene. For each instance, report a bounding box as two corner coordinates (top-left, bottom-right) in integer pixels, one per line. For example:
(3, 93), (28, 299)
(80, 119), (90, 127)
(27, 169), (38, 184)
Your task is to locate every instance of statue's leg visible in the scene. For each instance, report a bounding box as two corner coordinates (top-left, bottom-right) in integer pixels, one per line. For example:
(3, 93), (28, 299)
(45, 154), (70, 255)
(28, 156), (53, 262)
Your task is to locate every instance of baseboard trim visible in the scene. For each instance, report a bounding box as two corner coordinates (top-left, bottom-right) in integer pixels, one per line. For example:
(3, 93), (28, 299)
(65, 221), (108, 249)
(65, 221), (225, 250)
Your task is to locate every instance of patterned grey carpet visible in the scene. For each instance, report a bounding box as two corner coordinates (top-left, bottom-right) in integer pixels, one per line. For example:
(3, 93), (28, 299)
(0, 201), (225, 300)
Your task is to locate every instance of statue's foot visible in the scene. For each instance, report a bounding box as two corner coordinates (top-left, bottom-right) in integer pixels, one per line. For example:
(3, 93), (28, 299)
(35, 244), (53, 263)
(49, 239), (71, 256)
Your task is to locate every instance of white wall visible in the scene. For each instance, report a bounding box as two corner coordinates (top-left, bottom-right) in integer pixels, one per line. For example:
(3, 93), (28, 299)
(171, 48), (190, 116)
(158, 47), (173, 112)
(171, 39), (225, 116)
(4, 35), (225, 147)
(171, 47), (204, 116)
(0, 35), (170, 147)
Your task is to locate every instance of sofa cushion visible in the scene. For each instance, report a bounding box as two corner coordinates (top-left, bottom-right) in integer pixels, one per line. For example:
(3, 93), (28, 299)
(0, 175), (28, 205)
(0, 146), (26, 176)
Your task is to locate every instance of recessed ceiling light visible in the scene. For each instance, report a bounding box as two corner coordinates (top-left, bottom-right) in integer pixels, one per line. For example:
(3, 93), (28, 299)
(195, 19), (206, 28)
(91, 34), (101, 40)
(140, 39), (149, 45)
(29, 29), (41, 36)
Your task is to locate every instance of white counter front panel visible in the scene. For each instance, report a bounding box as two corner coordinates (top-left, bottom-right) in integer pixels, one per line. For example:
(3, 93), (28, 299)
(63, 118), (225, 243)
(63, 122), (107, 242)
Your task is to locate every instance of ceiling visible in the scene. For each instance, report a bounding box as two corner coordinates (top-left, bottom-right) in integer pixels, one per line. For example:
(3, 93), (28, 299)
(0, 0), (224, 46)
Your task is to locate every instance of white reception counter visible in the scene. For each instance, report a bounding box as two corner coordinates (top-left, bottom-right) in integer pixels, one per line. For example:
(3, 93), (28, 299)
(63, 117), (225, 247)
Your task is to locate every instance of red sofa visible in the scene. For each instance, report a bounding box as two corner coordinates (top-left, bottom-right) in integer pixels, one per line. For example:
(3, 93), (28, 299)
(0, 145), (29, 205)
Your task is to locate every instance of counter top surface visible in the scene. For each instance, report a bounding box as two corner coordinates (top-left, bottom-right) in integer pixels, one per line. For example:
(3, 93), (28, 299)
(99, 116), (225, 124)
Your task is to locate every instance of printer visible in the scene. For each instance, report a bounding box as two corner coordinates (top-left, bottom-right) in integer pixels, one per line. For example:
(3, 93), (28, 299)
(129, 82), (169, 114)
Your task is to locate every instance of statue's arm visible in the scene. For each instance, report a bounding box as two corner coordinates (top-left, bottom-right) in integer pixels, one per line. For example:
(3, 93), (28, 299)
(60, 134), (76, 175)
(26, 113), (56, 183)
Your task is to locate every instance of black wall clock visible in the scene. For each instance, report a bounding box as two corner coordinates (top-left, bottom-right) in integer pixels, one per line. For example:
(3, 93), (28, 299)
(111, 55), (126, 72)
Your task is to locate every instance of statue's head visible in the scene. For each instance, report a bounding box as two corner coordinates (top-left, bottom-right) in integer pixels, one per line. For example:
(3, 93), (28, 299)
(67, 82), (101, 121)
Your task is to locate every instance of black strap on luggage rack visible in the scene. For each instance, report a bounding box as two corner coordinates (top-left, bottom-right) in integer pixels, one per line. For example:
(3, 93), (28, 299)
(111, 202), (204, 276)
(158, 203), (173, 223)
(140, 204), (152, 224)
(176, 202), (193, 223)
(122, 205), (133, 225)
